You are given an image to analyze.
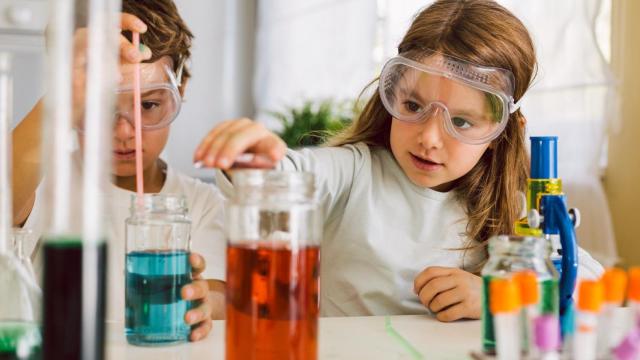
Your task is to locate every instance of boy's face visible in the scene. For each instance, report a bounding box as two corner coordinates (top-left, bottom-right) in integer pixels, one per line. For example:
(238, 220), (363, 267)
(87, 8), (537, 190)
(79, 56), (179, 177)
(112, 57), (177, 177)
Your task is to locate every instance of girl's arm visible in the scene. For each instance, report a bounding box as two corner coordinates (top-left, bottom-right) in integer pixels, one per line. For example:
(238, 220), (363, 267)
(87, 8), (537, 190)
(197, 118), (369, 221)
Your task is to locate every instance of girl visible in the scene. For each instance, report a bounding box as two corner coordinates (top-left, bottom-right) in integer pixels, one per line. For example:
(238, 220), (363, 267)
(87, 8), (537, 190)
(193, 0), (603, 321)
(12, 1), (225, 340)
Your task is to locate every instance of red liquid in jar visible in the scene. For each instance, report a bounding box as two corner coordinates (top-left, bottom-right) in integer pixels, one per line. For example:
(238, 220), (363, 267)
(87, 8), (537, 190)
(225, 243), (320, 360)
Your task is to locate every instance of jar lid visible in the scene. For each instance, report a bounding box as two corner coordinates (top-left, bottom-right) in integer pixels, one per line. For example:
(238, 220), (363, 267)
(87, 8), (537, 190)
(488, 235), (550, 258)
(231, 170), (315, 203)
(129, 193), (188, 214)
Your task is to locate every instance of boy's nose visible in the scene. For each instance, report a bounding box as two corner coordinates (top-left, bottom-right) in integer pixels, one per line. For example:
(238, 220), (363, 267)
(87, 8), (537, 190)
(418, 104), (445, 149)
(113, 115), (135, 141)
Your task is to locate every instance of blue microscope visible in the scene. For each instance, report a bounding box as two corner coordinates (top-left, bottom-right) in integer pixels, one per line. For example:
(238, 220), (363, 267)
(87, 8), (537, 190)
(515, 136), (580, 336)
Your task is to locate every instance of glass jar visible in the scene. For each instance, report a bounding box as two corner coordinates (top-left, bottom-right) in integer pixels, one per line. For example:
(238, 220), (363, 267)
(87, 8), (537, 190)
(225, 170), (321, 360)
(124, 194), (192, 346)
(481, 235), (558, 355)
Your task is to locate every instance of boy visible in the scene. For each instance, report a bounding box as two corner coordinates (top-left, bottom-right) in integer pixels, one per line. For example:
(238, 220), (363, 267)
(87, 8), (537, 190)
(12, 0), (224, 341)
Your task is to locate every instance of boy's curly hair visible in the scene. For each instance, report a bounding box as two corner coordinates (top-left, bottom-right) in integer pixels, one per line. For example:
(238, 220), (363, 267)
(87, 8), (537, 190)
(122, 0), (194, 88)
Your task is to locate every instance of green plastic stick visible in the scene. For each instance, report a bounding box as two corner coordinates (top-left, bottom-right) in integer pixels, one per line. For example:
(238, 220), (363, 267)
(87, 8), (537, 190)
(384, 316), (424, 359)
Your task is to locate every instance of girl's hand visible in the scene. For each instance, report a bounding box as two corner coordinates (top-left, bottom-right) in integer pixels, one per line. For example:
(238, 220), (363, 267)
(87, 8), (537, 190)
(181, 253), (213, 341)
(413, 266), (482, 322)
(193, 118), (286, 169)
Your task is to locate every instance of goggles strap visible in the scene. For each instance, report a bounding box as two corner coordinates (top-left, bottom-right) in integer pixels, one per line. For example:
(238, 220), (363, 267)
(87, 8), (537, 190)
(175, 57), (186, 87)
(509, 96), (523, 114)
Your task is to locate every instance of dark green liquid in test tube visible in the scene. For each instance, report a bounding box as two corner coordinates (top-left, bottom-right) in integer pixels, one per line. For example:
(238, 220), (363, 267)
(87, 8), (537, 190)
(481, 275), (496, 354)
(42, 237), (106, 360)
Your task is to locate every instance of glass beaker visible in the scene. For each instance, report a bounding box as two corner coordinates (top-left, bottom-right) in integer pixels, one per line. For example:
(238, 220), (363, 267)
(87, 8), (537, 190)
(125, 194), (192, 346)
(481, 235), (559, 355)
(40, 0), (120, 358)
(225, 170), (321, 360)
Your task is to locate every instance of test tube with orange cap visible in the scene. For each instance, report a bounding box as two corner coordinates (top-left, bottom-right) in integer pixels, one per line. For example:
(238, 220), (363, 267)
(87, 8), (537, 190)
(514, 270), (540, 357)
(629, 267), (640, 322)
(611, 267), (640, 360)
(597, 268), (628, 357)
(573, 279), (604, 360)
(490, 278), (522, 360)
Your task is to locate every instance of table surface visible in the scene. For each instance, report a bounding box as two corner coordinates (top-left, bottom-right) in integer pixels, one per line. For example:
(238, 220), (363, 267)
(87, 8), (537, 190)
(105, 308), (633, 360)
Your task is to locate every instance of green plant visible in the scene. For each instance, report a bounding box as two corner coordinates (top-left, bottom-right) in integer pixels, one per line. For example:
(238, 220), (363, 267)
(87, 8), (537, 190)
(270, 100), (355, 148)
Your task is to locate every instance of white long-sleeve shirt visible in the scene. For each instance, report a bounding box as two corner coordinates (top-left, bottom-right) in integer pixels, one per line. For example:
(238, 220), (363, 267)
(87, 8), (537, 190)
(216, 142), (603, 316)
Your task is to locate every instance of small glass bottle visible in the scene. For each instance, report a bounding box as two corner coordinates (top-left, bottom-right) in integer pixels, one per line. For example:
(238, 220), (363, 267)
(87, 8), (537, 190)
(225, 170), (321, 360)
(481, 235), (559, 355)
(125, 194), (192, 346)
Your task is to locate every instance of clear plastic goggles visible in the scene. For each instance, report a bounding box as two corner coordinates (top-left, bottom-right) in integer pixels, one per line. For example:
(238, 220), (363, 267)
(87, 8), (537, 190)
(115, 61), (182, 130)
(379, 51), (520, 145)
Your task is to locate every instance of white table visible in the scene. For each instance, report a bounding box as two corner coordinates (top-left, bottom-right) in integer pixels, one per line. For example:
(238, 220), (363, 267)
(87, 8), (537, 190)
(105, 308), (634, 359)
(106, 315), (480, 359)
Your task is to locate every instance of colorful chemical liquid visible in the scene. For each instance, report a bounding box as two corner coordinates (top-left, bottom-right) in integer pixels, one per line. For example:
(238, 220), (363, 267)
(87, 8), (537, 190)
(482, 276), (558, 354)
(125, 250), (191, 346)
(226, 243), (320, 360)
(42, 239), (106, 360)
(0, 321), (41, 360)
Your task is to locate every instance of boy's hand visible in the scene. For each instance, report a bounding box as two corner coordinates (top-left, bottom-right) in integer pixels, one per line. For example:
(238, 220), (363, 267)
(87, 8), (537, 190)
(71, 13), (152, 127)
(181, 253), (214, 342)
(413, 266), (482, 322)
(193, 118), (286, 169)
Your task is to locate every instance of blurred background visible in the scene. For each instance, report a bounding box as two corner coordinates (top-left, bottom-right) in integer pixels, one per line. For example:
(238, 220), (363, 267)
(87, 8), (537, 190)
(1, 0), (638, 267)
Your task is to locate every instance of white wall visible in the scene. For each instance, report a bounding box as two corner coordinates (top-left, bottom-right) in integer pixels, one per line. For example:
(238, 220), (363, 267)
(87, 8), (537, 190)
(164, 0), (255, 179)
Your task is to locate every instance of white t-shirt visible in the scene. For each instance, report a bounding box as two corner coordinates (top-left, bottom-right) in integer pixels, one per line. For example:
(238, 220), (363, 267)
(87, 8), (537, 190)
(25, 158), (227, 322)
(216, 142), (603, 317)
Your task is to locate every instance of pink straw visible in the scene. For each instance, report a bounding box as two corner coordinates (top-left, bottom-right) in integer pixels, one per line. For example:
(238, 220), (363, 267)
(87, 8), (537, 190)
(132, 32), (144, 207)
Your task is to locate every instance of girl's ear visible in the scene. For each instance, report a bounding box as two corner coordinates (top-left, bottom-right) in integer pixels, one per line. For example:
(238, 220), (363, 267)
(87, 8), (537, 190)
(518, 115), (526, 128)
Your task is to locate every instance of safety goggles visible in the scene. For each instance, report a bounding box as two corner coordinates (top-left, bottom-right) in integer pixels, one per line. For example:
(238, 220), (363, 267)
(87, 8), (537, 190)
(378, 51), (521, 145)
(114, 61), (182, 130)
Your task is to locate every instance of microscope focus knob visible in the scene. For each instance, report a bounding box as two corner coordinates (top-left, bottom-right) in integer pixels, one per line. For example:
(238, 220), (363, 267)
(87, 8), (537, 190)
(569, 208), (581, 229)
(528, 209), (541, 229)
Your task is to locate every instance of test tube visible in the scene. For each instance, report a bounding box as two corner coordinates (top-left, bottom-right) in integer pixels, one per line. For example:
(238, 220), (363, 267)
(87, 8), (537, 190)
(573, 279), (604, 360)
(41, 0), (120, 358)
(597, 268), (628, 357)
(490, 277), (522, 360)
(513, 270), (540, 358)
(612, 268), (640, 360)
(534, 314), (560, 360)
(629, 268), (640, 322)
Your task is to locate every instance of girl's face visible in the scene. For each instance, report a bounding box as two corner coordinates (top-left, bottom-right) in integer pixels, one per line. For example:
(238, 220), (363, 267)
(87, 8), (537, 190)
(388, 75), (492, 191)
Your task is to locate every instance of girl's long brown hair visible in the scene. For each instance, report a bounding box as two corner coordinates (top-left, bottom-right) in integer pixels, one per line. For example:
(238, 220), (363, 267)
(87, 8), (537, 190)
(329, 0), (536, 270)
